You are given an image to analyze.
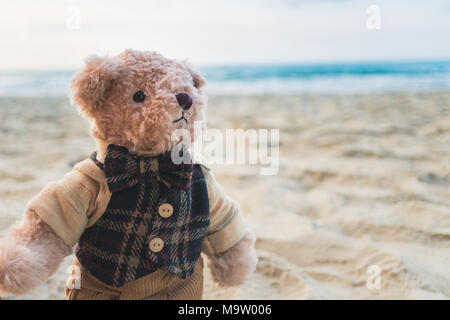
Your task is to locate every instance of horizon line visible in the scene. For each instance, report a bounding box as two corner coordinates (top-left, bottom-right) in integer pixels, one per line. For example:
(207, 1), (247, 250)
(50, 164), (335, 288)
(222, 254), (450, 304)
(1, 57), (450, 73)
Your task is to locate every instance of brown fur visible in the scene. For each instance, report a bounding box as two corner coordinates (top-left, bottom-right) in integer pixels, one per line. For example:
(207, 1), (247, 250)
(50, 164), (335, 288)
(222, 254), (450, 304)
(207, 231), (258, 287)
(70, 49), (207, 154)
(0, 49), (255, 296)
(0, 210), (71, 295)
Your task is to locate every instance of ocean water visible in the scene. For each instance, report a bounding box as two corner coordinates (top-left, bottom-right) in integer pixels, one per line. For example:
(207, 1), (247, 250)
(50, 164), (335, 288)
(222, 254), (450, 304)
(0, 60), (449, 97)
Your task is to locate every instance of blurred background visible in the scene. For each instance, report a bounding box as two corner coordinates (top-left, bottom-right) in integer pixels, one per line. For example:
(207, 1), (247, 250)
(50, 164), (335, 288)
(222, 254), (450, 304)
(0, 0), (449, 299)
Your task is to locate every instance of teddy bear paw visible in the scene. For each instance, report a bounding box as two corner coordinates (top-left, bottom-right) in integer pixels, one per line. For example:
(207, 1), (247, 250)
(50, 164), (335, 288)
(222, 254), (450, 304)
(207, 230), (258, 287)
(0, 239), (46, 296)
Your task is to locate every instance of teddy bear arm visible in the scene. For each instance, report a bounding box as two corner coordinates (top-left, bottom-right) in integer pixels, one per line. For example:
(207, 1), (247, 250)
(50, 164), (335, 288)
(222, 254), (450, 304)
(201, 168), (257, 286)
(0, 165), (103, 296)
(0, 209), (72, 296)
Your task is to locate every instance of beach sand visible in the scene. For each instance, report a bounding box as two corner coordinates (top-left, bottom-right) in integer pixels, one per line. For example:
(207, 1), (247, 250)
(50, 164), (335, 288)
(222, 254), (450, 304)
(0, 91), (449, 299)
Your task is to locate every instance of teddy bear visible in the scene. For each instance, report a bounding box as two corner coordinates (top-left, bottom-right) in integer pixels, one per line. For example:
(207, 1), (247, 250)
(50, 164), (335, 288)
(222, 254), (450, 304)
(0, 49), (258, 300)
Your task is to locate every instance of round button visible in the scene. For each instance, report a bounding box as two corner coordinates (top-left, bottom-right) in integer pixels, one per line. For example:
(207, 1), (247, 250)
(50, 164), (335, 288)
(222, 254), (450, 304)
(158, 203), (173, 218)
(149, 238), (164, 252)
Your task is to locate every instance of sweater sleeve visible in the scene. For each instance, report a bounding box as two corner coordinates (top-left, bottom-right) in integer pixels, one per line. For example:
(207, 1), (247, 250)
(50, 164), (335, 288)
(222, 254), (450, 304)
(201, 167), (247, 256)
(26, 162), (107, 247)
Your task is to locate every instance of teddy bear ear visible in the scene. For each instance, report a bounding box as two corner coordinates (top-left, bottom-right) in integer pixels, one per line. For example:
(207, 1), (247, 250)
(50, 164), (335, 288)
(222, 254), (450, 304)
(190, 68), (206, 89)
(70, 54), (120, 116)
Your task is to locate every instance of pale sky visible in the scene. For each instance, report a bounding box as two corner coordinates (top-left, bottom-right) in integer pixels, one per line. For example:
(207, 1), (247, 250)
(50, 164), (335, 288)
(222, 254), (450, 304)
(1, 0), (450, 70)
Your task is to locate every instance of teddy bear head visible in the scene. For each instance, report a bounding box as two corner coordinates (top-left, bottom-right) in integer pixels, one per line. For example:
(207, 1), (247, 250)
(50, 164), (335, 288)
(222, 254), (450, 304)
(70, 49), (206, 155)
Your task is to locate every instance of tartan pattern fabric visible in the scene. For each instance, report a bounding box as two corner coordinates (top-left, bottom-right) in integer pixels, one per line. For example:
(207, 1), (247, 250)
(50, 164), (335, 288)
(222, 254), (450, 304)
(75, 144), (210, 288)
(102, 144), (193, 192)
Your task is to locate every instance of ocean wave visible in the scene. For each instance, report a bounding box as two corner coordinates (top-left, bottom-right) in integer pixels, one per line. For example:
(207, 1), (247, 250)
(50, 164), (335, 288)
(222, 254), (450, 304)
(0, 61), (449, 97)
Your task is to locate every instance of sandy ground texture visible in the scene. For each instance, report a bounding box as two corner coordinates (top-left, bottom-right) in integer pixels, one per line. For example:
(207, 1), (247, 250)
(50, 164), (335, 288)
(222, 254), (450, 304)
(0, 92), (449, 299)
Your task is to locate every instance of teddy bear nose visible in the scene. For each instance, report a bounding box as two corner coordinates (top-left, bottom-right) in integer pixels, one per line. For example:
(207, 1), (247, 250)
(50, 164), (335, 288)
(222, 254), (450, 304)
(175, 93), (193, 110)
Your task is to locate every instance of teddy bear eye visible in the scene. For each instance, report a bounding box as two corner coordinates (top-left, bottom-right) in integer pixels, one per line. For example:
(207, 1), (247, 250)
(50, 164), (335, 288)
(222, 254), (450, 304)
(133, 91), (146, 103)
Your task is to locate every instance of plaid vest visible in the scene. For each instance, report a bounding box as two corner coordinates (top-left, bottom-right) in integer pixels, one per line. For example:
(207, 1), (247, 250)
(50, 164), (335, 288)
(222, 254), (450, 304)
(75, 145), (210, 287)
